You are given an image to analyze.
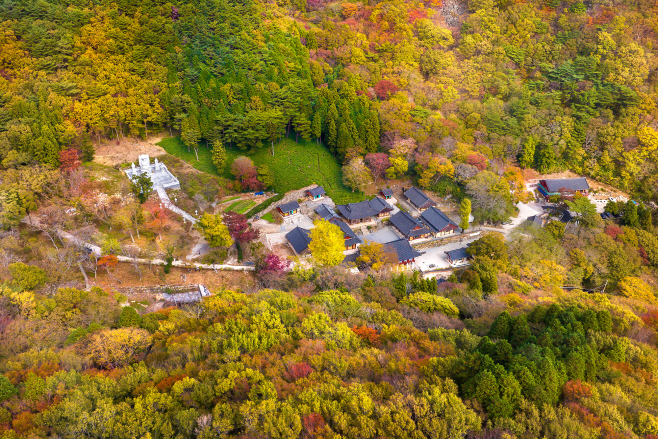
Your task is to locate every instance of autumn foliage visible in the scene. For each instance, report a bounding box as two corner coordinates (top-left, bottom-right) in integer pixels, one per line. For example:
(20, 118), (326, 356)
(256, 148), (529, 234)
(352, 325), (381, 346)
(374, 80), (399, 100)
(562, 380), (592, 401)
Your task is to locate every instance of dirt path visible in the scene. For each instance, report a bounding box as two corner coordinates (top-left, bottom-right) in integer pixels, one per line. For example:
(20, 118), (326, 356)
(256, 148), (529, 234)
(94, 133), (168, 166)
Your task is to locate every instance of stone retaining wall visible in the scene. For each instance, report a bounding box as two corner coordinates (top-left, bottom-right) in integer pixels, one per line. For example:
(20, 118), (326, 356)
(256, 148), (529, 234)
(412, 231), (484, 250)
(255, 185), (317, 218)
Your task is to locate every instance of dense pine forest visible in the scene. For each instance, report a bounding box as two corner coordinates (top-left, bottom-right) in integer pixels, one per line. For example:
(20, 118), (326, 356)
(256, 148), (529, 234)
(3, 0), (658, 438)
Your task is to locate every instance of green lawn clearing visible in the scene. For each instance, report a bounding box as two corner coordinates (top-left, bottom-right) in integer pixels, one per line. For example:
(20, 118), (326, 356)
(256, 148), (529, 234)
(261, 212), (275, 223)
(225, 199), (256, 214)
(158, 136), (364, 204)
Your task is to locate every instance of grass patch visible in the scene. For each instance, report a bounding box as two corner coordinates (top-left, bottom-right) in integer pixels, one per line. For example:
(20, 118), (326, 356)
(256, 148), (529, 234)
(261, 212), (275, 223)
(226, 199), (256, 214)
(158, 136), (364, 204)
(221, 196), (241, 203)
(244, 193), (284, 218)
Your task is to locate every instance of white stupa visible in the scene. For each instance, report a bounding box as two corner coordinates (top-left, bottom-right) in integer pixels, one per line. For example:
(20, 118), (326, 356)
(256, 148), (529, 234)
(125, 154), (180, 190)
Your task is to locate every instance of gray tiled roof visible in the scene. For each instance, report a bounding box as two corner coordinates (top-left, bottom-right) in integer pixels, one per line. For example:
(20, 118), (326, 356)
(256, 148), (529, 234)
(334, 219), (362, 247)
(286, 227), (311, 254)
(370, 196), (393, 212)
(307, 186), (326, 197)
(381, 188), (394, 196)
(446, 247), (470, 261)
(541, 178), (589, 193)
(337, 196), (392, 220)
(420, 207), (458, 233)
(404, 187), (437, 209)
(385, 239), (424, 263)
(316, 203), (339, 221)
(278, 201), (300, 213)
(389, 211), (431, 239)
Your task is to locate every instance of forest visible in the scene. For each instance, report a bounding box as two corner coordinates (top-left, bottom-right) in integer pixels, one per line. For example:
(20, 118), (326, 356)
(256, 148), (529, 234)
(3, 219), (658, 438)
(2, 0), (658, 437)
(1, 0), (658, 215)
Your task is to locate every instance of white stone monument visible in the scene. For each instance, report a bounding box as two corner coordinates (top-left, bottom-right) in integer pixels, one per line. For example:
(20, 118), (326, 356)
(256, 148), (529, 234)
(125, 154), (180, 190)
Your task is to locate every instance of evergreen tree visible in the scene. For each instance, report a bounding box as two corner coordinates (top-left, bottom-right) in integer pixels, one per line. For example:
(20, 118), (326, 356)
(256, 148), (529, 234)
(459, 198), (471, 230)
(537, 146), (556, 173)
(326, 118), (337, 153)
(336, 122), (354, 158)
(311, 112), (322, 145)
(118, 306), (142, 328)
(293, 113), (312, 143)
(638, 204), (652, 230)
(212, 140), (227, 173)
(623, 201), (639, 228)
(130, 174), (153, 204)
(519, 137), (536, 168)
(364, 111), (380, 153)
(181, 113), (202, 158)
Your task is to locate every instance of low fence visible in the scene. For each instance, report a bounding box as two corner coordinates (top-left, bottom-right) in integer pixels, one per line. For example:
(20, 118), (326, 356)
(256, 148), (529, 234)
(116, 255), (255, 271)
(411, 231), (483, 250)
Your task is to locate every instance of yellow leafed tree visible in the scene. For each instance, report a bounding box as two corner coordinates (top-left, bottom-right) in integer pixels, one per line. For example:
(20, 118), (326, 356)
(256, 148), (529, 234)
(309, 220), (345, 266)
(88, 328), (152, 369)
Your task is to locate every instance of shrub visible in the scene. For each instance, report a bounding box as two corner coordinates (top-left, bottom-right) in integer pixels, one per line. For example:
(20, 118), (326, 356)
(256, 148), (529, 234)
(402, 292), (459, 316)
(8, 262), (48, 290)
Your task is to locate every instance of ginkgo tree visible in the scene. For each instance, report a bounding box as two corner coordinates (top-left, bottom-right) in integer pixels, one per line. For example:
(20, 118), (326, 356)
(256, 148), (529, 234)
(309, 219), (345, 266)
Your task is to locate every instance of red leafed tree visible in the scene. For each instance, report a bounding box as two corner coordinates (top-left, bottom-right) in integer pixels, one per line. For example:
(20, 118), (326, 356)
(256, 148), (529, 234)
(352, 325), (381, 346)
(231, 156), (262, 191)
(59, 149), (81, 172)
(604, 225), (623, 240)
(642, 310), (658, 330)
(144, 200), (170, 238)
(261, 253), (290, 272)
(466, 153), (488, 171)
(223, 211), (260, 243)
(156, 374), (187, 391)
(374, 80), (399, 100)
(408, 9), (427, 21)
(302, 413), (326, 437)
(242, 174), (263, 191)
(365, 152), (390, 182)
(287, 362), (313, 381)
(231, 156), (257, 181)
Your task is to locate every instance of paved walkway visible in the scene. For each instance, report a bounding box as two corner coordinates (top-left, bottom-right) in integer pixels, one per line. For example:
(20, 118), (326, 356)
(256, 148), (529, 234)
(22, 217), (254, 273)
(415, 235), (482, 273)
(155, 185), (197, 224)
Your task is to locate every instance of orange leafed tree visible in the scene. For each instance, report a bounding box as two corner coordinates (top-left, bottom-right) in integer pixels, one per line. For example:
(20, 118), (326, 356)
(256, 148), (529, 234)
(341, 2), (358, 18)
